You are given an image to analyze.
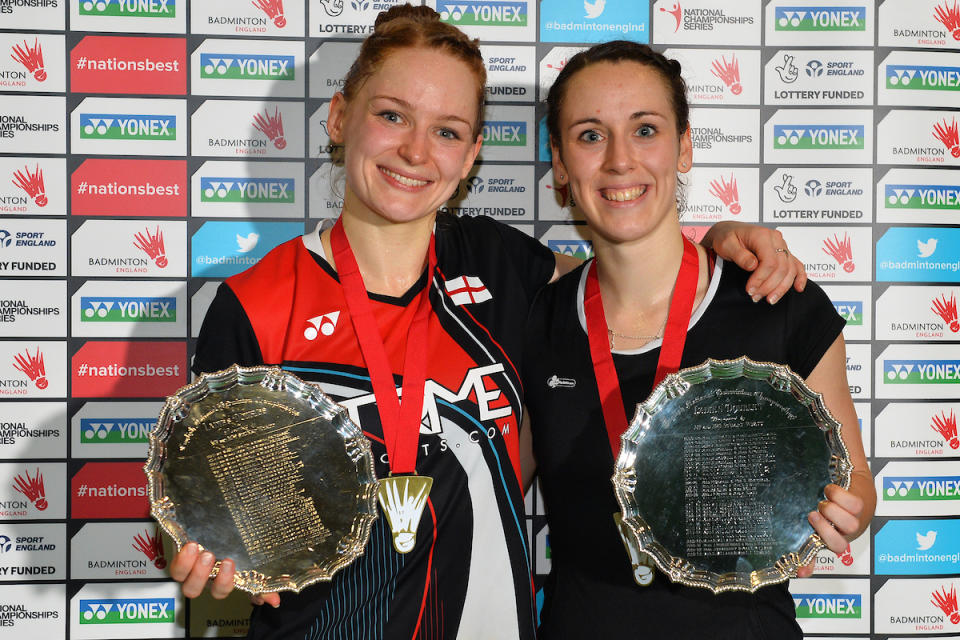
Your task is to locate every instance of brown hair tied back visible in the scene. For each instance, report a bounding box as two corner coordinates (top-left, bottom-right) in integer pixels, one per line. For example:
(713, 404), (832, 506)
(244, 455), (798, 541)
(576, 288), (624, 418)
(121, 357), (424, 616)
(341, 3), (487, 135)
(545, 41), (689, 146)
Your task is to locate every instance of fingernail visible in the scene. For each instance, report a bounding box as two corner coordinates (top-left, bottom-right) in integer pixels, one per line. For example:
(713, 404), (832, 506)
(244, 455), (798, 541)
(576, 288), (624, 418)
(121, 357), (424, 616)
(751, 294), (761, 303)
(767, 294), (779, 305)
(272, 600), (280, 609)
(747, 288), (756, 296)
(199, 552), (214, 566)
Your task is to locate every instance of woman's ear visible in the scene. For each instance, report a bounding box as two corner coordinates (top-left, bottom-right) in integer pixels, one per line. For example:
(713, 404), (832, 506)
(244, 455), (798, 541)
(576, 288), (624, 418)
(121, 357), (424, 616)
(327, 92), (347, 144)
(677, 126), (693, 174)
(550, 137), (568, 184)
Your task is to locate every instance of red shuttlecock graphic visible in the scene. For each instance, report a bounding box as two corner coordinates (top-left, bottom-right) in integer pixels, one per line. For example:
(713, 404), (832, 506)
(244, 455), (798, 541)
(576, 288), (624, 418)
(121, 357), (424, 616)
(708, 173), (741, 214)
(932, 584), (960, 624)
(710, 54), (742, 95)
(252, 0), (286, 27)
(10, 38), (46, 81)
(133, 226), (168, 268)
(934, 0), (960, 40)
(253, 106), (286, 150)
(933, 118), (960, 158)
(13, 468), (47, 511)
(932, 410), (959, 450)
(132, 527), (167, 570)
(13, 347), (48, 390)
(932, 292), (959, 332)
(837, 543), (854, 566)
(822, 233), (855, 273)
(11, 164), (47, 207)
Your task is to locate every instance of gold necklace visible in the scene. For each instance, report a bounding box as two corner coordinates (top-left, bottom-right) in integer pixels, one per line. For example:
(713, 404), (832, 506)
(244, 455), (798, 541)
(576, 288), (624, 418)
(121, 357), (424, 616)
(606, 319), (667, 349)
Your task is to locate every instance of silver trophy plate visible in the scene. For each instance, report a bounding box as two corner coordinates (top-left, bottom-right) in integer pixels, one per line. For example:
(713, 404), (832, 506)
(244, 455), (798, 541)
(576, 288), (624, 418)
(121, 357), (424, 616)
(145, 365), (379, 594)
(612, 357), (853, 594)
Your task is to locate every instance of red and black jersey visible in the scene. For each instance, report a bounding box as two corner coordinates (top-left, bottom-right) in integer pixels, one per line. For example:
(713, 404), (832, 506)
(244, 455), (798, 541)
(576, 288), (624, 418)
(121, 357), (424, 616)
(193, 215), (554, 640)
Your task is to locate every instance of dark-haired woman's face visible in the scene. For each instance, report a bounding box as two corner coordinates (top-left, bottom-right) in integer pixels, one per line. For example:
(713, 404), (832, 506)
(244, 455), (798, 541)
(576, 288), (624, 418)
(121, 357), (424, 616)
(327, 46), (483, 225)
(551, 61), (692, 245)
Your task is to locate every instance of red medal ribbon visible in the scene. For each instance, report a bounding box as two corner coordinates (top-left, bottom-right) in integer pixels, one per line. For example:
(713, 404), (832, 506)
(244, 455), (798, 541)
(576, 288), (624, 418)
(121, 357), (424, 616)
(330, 217), (435, 475)
(583, 237), (700, 457)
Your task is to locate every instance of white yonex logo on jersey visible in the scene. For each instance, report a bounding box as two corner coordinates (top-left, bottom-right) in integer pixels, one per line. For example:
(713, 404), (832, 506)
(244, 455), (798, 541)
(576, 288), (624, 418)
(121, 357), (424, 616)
(304, 311), (340, 340)
(547, 375), (576, 389)
(444, 275), (492, 306)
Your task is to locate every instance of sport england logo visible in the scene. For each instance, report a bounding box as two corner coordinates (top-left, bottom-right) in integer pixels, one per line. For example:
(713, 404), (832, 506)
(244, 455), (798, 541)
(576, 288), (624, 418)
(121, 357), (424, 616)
(12, 347), (48, 390)
(79, 113), (175, 141)
(131, 527), (166, 569)
(132, 227), (167, 268)
(79, 0), (176, 17)
(303, 312), (339, 340)
(11, 164), (47, 207)
(199, 53), (293, 81)
(12, 467), (47, 510)
(10, 38), (46, 82)
(444, 275), (493, 305)
(79, 598), (175, 624)
(252, 0), (286, 27)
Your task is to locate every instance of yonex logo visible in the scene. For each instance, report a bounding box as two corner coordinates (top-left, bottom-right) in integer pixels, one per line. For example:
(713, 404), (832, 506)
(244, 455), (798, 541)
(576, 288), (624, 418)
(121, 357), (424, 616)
(437, 1), (528, 27)
(80, 297), (176, 322)
(793, 593), (862, 618)
(482, 121), (526, 146)
(832, 300), (862, 325)
(79, 598), (175, 624)
(79, 114), (176, 140)
(200, 178), (294, 203)
(887, 65), (960, 90)
(303, 311), (339, 340)
(774, 6), (866, 31)
(547, 239), (592, 259)
(79, 0), (176, 17)
(884, 359), (960, 384)
(885, 184), (960, 209)
(883, 475), (960, 500)
(199, 54), (294, 81)
(773, 125), (864, 149)
(10, 39), (46, 82)
(80, 418), (154, 443)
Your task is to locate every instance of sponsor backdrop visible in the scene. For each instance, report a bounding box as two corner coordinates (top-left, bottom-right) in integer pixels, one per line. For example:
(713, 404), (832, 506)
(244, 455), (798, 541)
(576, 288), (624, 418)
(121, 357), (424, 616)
(0, 0), (958, 637)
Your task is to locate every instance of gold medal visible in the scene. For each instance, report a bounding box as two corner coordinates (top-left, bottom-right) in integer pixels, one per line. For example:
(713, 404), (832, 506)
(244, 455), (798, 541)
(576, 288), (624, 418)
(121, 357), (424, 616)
(613, 513), (655, 587)
(377, 475), (433, 554)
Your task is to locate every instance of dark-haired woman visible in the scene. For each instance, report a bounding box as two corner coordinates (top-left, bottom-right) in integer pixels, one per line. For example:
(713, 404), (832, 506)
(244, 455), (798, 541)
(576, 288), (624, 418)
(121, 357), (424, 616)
(522, 41), (875, 639)
(169, 7), (809, 639)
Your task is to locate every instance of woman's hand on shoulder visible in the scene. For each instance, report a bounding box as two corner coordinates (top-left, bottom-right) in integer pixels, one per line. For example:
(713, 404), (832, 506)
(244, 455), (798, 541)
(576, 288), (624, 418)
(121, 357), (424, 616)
(169, 542), (280, 607)
(702, 222), (807, 304)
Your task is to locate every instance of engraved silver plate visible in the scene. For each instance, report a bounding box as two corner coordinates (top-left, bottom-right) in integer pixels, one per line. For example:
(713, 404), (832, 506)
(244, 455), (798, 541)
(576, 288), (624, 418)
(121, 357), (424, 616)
(145, 365), (379, 594)
(612, 357), (853, 594)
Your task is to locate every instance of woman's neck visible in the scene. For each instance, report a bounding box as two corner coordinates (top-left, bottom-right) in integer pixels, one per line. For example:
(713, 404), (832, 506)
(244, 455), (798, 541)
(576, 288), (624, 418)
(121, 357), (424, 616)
(591, 222), (709, 348)
(322, 203), (436, 298)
